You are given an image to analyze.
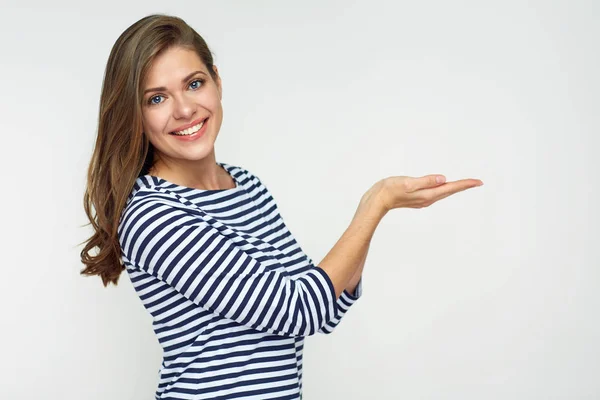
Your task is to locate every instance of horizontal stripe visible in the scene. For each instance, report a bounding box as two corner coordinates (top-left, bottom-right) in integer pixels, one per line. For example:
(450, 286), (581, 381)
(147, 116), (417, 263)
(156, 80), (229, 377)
(118, 162), (362, 399)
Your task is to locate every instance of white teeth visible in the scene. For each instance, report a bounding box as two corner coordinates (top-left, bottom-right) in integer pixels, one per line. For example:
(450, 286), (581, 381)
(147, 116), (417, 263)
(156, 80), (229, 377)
(172, 120), (205, 136)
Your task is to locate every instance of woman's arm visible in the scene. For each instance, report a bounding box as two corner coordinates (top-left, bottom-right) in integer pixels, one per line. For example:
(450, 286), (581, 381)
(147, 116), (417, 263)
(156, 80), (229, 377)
(316, 174), (482, 298)
(318, 188), (384, 299)
(344, 242), (369, 295)
(120, 174), (480, 337)
(119, 192), (338, 338)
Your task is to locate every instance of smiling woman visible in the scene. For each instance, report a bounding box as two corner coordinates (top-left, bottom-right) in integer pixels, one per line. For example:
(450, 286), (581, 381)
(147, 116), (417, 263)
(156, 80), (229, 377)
(139, 45), (227, 188)
(79, 13), (482, 400)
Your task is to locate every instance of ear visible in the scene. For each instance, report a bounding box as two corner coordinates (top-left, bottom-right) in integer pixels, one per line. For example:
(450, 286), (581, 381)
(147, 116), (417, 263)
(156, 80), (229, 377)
(212, 65), (222, 100)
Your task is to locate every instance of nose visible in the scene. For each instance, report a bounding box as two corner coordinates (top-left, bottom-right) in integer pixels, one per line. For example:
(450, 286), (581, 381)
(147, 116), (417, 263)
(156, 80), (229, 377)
(172, 94), (196, 120)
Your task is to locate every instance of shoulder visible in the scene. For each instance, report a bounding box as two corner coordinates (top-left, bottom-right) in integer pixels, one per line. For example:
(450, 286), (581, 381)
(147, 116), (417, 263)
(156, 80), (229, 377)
(219, 163), (285, 223)
(122, 176), (183, 215)
(220, 162), (264, 188)
(220, 162), (272, 199)
(118, 178), (193, 243)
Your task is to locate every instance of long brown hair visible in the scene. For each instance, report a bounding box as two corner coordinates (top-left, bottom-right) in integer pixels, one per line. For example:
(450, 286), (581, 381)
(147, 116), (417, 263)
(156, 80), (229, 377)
(80, 14), (218, 286)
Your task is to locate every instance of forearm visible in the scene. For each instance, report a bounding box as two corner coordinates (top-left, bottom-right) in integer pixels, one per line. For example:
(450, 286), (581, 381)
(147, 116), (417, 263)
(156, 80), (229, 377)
(345, 243), (369, 295)
(319, 189), (385, 299)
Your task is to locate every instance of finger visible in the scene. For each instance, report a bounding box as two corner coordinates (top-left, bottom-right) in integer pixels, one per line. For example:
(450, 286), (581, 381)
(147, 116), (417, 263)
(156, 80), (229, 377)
(429, 179), (482, 198)
(407, 174), (446, 193)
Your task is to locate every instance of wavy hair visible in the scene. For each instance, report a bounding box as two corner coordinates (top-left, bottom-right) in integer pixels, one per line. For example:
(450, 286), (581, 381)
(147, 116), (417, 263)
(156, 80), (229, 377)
(80, 14), (217, 286)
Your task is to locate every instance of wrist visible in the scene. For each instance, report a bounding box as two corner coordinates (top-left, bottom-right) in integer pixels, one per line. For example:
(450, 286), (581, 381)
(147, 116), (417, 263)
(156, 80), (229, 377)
(358, 182), (388, 221)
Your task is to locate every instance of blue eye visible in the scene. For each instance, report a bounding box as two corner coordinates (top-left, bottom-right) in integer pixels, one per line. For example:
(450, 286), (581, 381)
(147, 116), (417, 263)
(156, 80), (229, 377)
(146, 79), (203, 106)
(148, 95), (163, 105)
(189, 79), (203, 90)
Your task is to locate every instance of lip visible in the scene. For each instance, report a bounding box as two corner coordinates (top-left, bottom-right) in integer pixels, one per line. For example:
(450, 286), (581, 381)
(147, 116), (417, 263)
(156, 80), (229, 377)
(170, 118), (208, 141)
(171, 117), (207, 134)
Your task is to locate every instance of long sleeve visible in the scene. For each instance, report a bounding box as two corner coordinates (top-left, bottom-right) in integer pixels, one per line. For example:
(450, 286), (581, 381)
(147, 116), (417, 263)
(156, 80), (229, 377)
(318, 278), (363, 334)
(250, 176), (364, 334)
(118, 190), (337, 338)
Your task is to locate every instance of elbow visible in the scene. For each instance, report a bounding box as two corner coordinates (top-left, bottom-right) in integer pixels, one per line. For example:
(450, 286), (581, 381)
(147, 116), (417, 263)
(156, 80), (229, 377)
(318, 326), (335, 335)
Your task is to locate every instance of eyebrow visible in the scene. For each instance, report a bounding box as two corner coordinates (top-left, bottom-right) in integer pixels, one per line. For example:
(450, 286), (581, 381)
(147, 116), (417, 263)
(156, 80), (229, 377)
(144, 71), (207, 95)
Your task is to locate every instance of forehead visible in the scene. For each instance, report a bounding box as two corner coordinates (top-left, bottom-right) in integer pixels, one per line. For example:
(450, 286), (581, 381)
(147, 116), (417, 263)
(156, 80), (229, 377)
(144, 46), (207, 86)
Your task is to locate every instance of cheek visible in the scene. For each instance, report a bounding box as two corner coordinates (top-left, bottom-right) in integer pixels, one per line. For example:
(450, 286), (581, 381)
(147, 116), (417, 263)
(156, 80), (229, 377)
(199, 89), (223, 113)
(209, 99), (224, 124)
(143, 109), (170, 135)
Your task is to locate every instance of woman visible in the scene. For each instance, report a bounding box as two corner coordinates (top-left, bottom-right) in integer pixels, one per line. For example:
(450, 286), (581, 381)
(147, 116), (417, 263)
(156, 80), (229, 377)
(80, 14), (482, 400)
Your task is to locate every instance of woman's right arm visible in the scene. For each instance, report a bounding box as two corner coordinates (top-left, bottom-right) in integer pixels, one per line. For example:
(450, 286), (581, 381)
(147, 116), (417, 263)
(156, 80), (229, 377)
(119, 174), (481, 337)
(317, 188), (386, 299)
(318, 174), (483, 298)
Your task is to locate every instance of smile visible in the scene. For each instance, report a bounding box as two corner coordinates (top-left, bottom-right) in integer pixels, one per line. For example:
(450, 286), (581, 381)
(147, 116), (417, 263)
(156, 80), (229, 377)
(171, 119), (206, 136)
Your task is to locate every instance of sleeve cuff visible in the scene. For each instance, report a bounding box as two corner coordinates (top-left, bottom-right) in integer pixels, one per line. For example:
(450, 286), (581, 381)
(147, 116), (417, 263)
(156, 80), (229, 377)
(311, 266), (337, 318)
(341, 276), (363, 303)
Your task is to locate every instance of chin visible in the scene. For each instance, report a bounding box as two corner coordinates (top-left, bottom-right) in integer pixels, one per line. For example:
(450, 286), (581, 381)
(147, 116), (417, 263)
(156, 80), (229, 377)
(181, 144), (216, 161)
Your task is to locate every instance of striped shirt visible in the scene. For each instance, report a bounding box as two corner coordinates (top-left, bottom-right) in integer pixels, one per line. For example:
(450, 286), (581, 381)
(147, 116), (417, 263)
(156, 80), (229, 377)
(118, 162), (362, 399)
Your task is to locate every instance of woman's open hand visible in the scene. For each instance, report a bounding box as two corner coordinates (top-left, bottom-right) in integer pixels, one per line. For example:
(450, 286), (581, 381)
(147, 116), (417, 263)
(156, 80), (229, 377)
(371, 175), (483, 212)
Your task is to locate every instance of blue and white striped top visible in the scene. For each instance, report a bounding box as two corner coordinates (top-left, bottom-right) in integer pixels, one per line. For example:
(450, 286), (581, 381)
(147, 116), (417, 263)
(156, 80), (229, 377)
(118, 162), (362, 399)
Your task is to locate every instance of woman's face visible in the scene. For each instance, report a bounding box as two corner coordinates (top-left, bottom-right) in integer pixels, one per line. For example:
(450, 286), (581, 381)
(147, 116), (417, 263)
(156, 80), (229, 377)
(140, 46), (223, 169)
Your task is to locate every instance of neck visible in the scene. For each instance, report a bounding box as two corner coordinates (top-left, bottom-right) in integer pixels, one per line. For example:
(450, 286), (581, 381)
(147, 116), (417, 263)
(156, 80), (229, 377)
(149, 151), (232, 190)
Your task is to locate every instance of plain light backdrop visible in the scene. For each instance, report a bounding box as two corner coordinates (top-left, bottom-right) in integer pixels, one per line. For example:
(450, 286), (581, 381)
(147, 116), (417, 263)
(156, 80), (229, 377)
(0, 1), (598, 399)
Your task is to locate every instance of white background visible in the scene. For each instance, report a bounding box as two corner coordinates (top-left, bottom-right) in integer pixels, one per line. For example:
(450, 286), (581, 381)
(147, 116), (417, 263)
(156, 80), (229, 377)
(0, 0), (598, 399)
